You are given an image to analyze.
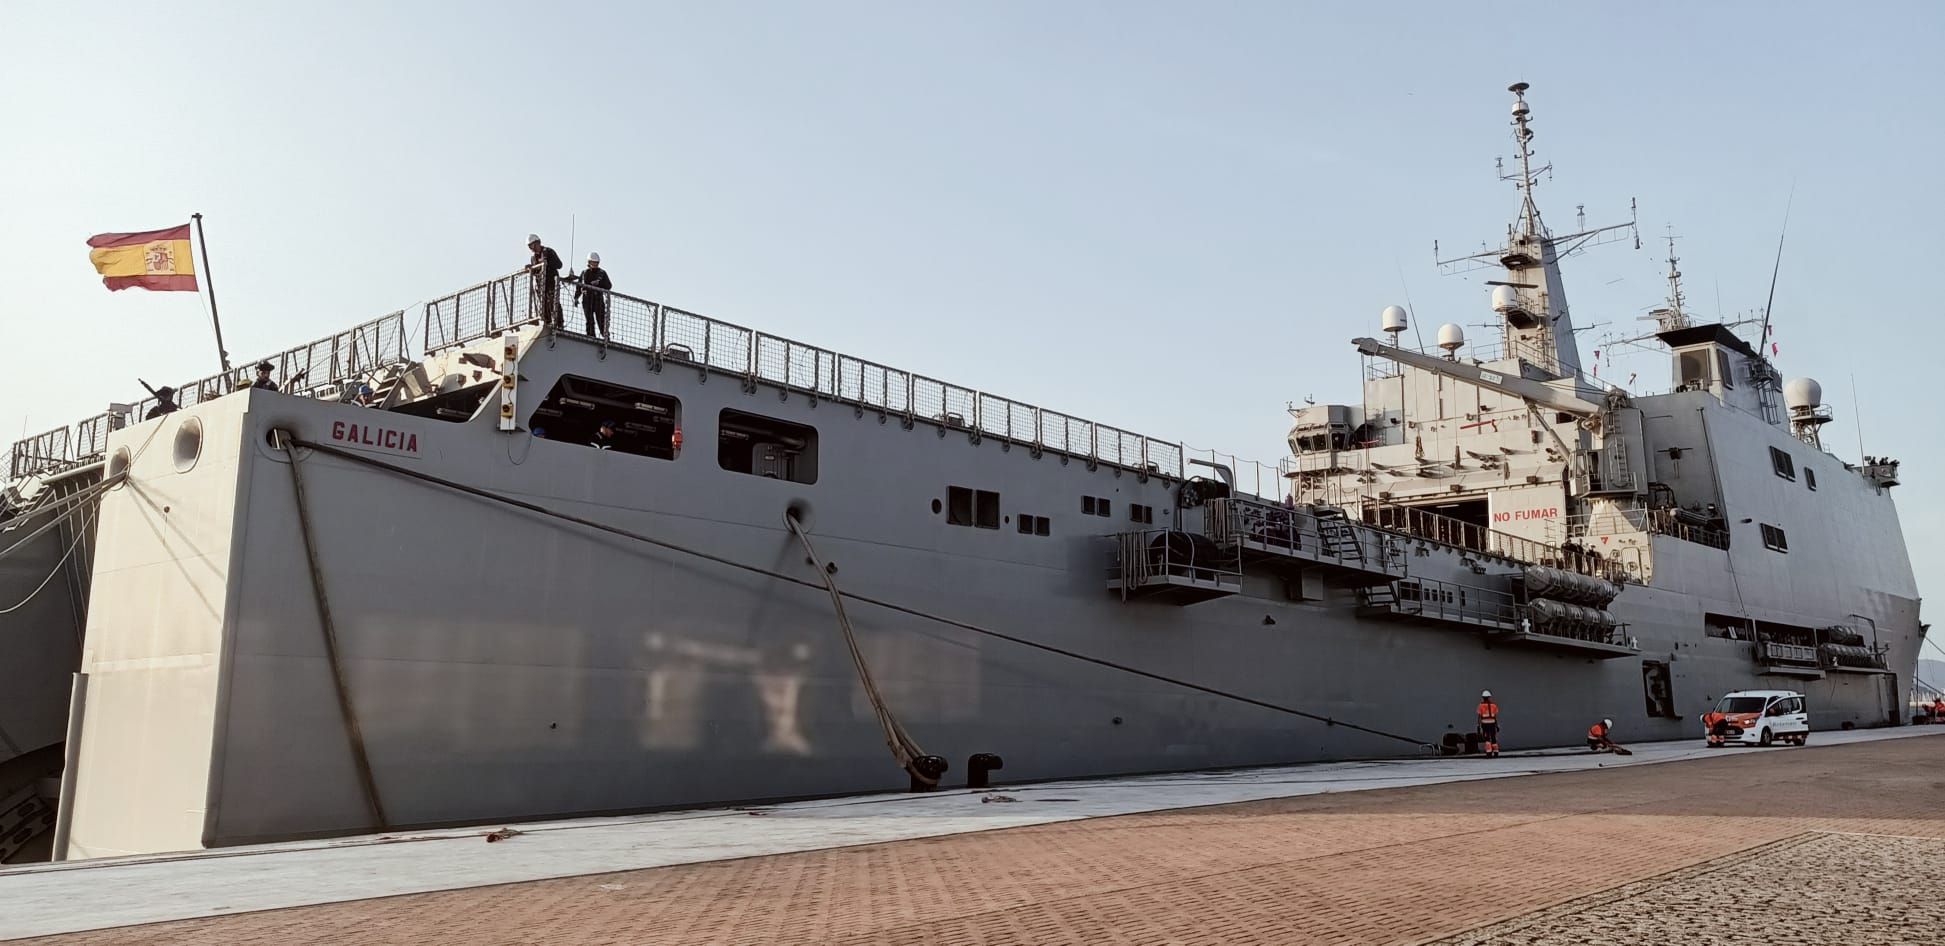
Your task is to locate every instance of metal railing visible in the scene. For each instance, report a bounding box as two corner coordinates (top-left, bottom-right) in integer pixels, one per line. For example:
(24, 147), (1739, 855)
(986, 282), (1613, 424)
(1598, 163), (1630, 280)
(1391, 577), (1522, 627)
(1108, 529), (1242, 592)
(1206, 495), (1403, 574)
(9, 311), (411, 479)
(1566, 507), (1729, 551)
(1361, 499), (1629, 582)
(423, 270), (1188, 479)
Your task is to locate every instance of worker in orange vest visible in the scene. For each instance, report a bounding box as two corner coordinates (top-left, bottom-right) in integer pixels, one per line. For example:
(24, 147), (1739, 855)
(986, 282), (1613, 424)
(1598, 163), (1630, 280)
(1932, 697), (1944, 723)
(1476, 690), (1500, 757)
(1587, 718), (1615, 752)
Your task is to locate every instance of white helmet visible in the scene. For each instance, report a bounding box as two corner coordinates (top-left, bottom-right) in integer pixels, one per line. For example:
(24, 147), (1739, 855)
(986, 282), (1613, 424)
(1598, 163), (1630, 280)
(1480, 690), (1492, 698)
(588, 252), (600, 263)
(527, 233), (541, 244)
(1603, 718), (1613, 728)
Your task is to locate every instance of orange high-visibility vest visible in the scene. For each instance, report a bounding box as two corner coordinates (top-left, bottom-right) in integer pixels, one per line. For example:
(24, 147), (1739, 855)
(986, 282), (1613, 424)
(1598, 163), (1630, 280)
(1588, 722), (1607, 739)
(1476, 702), (1498, 725)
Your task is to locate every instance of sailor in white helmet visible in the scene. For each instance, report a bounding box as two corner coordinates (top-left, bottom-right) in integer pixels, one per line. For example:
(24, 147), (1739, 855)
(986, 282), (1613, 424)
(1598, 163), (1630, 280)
(1476, 690), (1500, 757)
(525, 233), (564, 329)
(1587, 717), (1616, 752)
(571, 250), (613, 339)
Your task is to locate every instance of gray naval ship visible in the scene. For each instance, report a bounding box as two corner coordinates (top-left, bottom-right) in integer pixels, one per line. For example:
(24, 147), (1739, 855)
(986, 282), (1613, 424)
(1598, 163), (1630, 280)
(0, 83), (1924, 861)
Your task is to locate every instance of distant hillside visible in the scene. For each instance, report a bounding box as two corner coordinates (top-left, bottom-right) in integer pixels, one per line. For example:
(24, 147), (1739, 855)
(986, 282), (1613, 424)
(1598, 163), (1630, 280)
(1918, 658), (1945, 696)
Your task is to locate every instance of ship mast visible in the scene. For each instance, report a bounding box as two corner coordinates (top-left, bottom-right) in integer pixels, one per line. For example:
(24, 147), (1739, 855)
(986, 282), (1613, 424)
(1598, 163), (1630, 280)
(1435, 83), (1638, 389)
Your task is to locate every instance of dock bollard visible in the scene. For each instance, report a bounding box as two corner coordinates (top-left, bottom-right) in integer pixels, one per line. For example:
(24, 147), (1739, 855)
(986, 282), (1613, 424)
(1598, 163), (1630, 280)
(968, 753), (1005, 789)
(909, 755), (949, 793)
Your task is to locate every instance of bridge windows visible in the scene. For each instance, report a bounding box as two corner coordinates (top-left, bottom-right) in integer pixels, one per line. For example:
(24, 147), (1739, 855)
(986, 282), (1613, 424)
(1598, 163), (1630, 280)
(1082, 496), (1111, 517)
(1760, 523), (1789, 553)
(719, 409), (817, 484)
(529, 375), (679, 458)
(1769, 446), (1795, 481)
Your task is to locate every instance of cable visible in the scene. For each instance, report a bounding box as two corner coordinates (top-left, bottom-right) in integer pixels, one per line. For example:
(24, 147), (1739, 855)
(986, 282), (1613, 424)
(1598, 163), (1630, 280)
(289, 436), (1434, 750)
(785, 513), (936, 785)
(0, 503), (93, 614)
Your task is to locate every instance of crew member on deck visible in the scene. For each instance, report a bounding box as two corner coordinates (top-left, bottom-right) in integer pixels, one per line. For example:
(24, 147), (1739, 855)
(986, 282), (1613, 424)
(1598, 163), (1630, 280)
(572, 252), (613, 339)
(526, 233), (564, 330)
(144, 386), (179, 418)
(590, 420), (618, 450)
(1587, 718), (1615, 752)
(1476, 690), (1500, 758)
(251, 361), (278, 391)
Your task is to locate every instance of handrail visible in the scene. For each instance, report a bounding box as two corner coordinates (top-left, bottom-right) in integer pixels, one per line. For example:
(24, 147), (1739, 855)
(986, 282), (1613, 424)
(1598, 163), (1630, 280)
(423, 270), (1189, 479)
(1361, 498), (1627, 582)
(9, 311), (412, 479)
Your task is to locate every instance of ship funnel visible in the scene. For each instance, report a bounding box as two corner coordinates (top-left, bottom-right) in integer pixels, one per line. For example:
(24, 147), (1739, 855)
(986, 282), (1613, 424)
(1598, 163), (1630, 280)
(1436, 323), (1466, 358)
(1381, 305), (1409, 339)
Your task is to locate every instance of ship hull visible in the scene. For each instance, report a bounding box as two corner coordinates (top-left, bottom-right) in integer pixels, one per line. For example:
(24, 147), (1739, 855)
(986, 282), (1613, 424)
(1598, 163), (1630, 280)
(56, 340), (1921, 858)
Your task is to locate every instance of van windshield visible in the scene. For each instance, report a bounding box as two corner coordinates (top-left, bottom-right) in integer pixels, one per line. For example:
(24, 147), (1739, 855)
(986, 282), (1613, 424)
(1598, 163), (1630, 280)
(1716, 696), (1769, 713)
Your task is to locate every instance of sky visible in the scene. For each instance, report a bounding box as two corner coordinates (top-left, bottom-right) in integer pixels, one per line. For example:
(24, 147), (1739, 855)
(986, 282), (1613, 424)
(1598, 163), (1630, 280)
(3, 2), (1944, 621)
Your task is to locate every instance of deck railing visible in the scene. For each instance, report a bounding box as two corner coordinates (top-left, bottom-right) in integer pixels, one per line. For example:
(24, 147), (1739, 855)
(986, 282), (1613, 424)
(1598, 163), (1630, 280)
(423, 270), (1188, 478)
(8, 311), (411, 479)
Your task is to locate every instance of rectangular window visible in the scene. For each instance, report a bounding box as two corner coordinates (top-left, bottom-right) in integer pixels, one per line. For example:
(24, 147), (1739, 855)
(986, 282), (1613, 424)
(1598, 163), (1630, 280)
(1129, 503), (1154, 524)
(948, 486), (973, 526)
(719, 409), (818, 484)
(1018, 514), (1034, 534)
(974, 490), (1000, 529)
(1805, 467), (1817, 491)
(1097, 497), (1111, 518)
(1083, 496), (1096, 515)
(1715, 350), (1734, 389)
(1035, 516), (1050, 536)
(1760, 523), (1789, 553)
(529, 375), (680, 458)
(1017, 514), (1051, 536)
(1769, 446), (1795, 481)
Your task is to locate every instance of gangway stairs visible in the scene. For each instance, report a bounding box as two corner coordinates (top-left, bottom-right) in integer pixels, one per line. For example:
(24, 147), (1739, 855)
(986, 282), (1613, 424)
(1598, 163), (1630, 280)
(1201, 497), (1404, 586)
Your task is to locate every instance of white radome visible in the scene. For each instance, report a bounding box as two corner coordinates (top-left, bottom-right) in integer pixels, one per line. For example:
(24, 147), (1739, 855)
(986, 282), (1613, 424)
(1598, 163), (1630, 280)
(1783, 377), (1823, 411)
(1437, 323), (1466, 353)
(1490, 284), (1522, 313)
(1381, 305), (1409, 334)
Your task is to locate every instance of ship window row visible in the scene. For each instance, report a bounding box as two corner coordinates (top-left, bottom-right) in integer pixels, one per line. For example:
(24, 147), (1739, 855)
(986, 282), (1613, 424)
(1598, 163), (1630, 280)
(1082, 495), (1112, 517)
(529, 375), (818, 484)
(1760, 523), (1789, 553)
(1017, 514), (1051, 536)
(1769, 446), (1795, 481)
(1129, 503), (1155, 524)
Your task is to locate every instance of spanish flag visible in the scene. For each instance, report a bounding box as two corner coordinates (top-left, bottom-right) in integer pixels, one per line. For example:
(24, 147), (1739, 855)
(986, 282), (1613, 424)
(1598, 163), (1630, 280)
(87, 224), (199, 292)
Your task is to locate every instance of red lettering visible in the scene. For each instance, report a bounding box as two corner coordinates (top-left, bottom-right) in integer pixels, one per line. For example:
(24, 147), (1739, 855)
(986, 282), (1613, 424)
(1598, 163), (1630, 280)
(362, 426), (376, 446)
(383, 430), (397, 449)
(405, 434), (418, 453)
(331, 421), (345, 441)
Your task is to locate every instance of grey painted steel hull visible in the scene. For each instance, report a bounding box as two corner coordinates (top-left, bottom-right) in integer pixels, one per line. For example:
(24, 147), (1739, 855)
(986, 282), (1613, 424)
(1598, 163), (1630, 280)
(56, 335), (1923, 858)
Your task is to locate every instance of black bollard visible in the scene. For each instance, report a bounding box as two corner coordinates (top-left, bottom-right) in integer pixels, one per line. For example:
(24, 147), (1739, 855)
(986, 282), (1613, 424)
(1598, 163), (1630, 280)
(968, 753), (1005, 789)
(908, 755), (949, 793)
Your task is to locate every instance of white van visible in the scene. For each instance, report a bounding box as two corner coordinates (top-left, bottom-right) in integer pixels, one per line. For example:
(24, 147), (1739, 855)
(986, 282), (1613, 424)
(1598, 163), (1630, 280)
(1703, 690), (1810, 747)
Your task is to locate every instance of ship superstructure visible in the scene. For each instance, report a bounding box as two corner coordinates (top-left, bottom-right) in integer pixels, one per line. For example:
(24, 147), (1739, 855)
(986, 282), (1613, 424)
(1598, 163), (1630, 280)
(0, 83), (1924, 862)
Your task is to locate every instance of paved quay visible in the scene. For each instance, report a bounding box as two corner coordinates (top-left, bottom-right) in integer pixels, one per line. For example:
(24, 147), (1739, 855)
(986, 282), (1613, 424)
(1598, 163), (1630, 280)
(6, 727), (1942, 945)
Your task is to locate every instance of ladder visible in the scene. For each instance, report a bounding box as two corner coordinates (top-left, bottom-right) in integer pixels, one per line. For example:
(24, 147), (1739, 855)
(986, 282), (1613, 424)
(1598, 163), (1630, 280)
(1315, 510), (1366, 565)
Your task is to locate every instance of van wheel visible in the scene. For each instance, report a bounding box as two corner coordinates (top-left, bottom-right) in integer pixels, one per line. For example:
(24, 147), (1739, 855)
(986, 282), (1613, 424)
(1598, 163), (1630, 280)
(1796, 733), (1808, 746)
(1759, 728), (1773, 747)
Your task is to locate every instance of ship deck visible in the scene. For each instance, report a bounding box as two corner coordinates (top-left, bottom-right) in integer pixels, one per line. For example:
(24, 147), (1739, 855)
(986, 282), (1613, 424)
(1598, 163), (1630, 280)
(6, 727), (1943, 945)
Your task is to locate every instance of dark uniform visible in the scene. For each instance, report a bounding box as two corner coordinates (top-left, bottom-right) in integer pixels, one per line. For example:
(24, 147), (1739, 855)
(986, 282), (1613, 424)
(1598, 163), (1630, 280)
(251, 363), (278, 392)
(575, 264), (613, 338)
(145, 388), (180, 419)
(529, 240), (565, 329)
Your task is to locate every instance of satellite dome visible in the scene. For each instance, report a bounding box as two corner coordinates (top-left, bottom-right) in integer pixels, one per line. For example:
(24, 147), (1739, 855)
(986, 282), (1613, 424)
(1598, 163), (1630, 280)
(1437, 323), (1466, 353)
(1490, 284), (1523, 314)
(1381, 305), (1409, 334)
(1783, 377), (1823, 412)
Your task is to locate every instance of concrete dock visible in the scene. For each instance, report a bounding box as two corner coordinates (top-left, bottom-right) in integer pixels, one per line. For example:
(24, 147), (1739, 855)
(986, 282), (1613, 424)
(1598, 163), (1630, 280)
(5, 727), (1941, 944)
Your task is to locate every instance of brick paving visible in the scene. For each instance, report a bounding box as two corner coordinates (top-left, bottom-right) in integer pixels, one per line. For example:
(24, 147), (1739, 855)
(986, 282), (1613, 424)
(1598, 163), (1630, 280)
(1432, 831), (1945, 945)
(18, 737), (1945, 946)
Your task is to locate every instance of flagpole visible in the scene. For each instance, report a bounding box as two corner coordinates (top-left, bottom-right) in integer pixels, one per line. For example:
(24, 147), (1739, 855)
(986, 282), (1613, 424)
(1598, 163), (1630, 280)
(191, 212), (232, 376)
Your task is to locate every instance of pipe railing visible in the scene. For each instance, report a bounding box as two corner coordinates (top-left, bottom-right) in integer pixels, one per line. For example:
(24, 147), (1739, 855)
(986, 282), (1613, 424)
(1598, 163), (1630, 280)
(422, 270), (1189, 479)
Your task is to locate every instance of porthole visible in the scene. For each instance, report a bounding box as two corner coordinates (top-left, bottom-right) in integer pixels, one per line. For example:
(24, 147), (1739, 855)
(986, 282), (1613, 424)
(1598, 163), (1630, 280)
(172, 417), (203, 473)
